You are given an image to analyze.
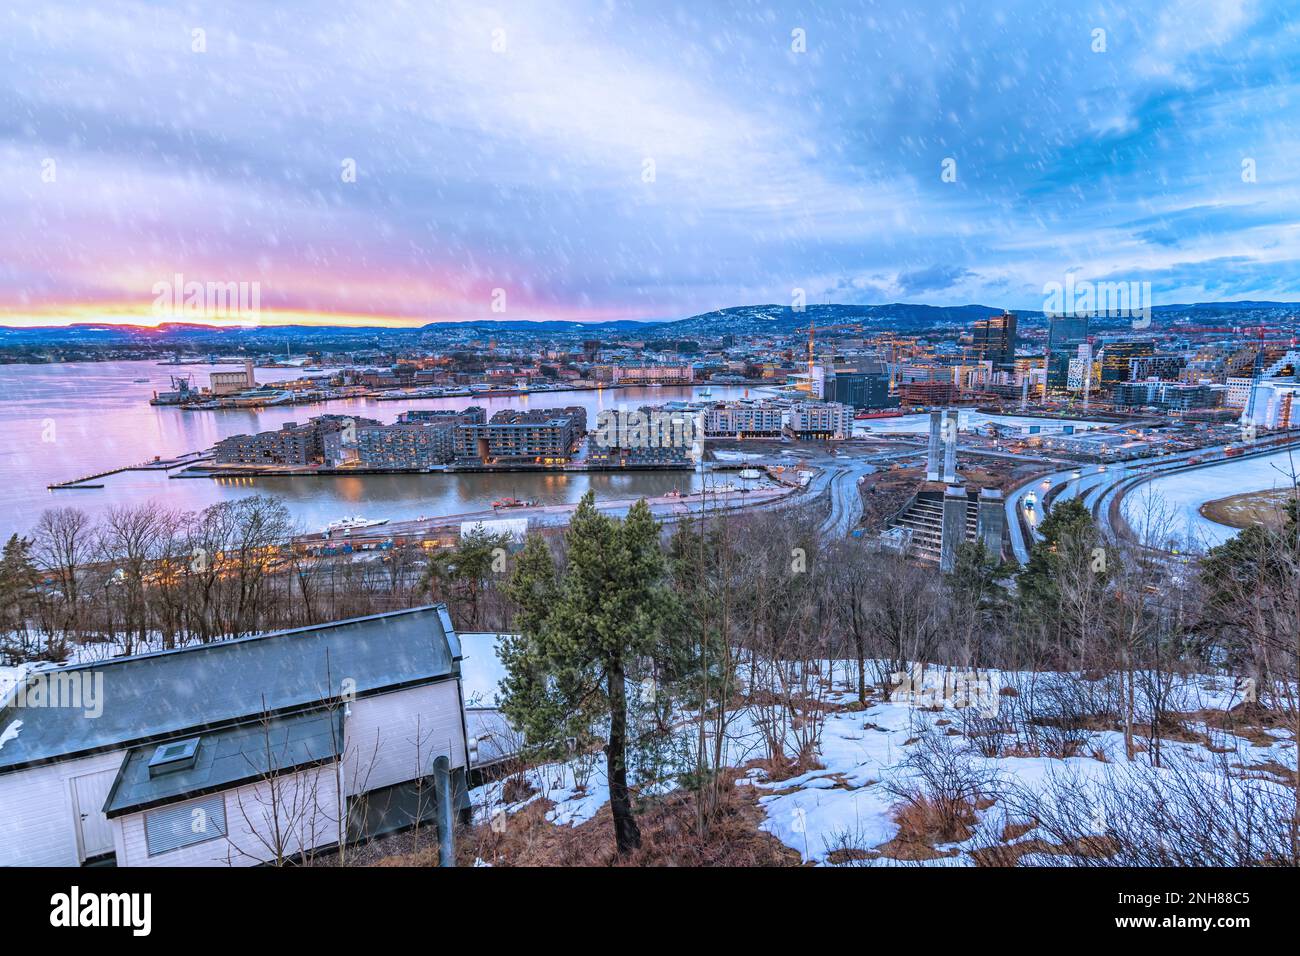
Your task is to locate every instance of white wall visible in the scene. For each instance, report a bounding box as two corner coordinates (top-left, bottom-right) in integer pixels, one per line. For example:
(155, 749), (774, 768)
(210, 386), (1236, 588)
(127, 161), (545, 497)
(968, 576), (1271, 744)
(341, 679), (465, 796)
(0, 750), (125, 867)
(113, 765), (342, 867)
(1, 677), (465, 867)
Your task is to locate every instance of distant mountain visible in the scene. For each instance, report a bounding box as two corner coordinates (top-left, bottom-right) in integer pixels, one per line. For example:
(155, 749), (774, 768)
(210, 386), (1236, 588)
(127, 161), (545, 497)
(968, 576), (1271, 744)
(654, 303), (1011, 336)
(1, 300), (1296, 347)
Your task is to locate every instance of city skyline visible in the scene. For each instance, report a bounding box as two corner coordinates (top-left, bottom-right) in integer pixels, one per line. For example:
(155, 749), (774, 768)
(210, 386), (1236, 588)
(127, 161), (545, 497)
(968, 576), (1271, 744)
(3, 0), (1299, 328)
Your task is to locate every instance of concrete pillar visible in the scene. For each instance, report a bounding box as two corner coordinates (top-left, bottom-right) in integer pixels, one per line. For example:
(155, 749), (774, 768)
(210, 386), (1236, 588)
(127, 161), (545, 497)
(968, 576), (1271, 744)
(942, 409), (959, 484)
(925, 410), (942, 481)
(976, 487), (1006, 557)
(940, 484), (968, 573)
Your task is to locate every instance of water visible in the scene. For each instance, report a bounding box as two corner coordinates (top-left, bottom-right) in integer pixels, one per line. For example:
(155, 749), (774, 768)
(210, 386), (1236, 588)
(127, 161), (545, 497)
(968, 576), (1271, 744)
(0, 360), (757, 539)
(1122, 448), (1300, 550)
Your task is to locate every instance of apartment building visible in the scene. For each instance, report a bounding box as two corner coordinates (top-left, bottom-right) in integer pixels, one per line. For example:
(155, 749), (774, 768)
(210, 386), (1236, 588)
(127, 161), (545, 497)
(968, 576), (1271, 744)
(214, 416), (380, 466)
(610, 364), (695, 385)
(356, 421), (457, 468)
(702, 403), (784, 438)
(454, 407), (587, 464)
(788, 401), (853, 440)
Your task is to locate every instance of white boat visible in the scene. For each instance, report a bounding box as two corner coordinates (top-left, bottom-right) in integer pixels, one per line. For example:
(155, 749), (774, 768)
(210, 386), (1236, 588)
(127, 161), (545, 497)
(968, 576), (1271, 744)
(326, 516), (390, 533)
(738, 468), (762, 480)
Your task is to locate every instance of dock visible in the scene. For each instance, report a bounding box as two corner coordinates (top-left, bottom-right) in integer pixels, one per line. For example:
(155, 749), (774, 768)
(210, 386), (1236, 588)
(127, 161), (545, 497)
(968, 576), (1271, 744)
(48, 451), (213, 489)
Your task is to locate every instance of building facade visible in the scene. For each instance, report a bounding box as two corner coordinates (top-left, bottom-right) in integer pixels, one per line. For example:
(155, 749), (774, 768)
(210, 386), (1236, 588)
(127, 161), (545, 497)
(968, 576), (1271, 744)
(454, 407), (587, 463)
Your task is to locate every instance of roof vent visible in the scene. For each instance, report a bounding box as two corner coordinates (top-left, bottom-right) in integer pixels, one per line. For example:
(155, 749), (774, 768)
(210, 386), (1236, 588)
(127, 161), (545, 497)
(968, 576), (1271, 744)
(148, 737), (201, 777)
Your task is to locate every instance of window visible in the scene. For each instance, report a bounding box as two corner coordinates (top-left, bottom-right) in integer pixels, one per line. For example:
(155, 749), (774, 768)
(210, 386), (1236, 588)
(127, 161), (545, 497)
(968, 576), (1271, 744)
(147, 737), (201, 776)
(144, 794), (227, 857)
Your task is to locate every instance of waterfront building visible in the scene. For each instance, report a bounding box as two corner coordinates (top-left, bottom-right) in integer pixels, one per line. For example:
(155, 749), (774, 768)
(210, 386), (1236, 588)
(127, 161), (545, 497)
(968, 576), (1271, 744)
(209, 359), (256, 396)
(788, 402), (853, 440)
(214, 415), (379, 467)
(453, 407), (586, 464)
(610, 364), (695, 385)
(356, 421), (458, 468)
(702, 403), (784, 438)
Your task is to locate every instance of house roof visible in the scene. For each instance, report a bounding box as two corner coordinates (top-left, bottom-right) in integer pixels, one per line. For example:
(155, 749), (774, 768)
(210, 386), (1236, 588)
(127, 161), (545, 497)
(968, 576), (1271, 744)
(103, 708), (345, 817)
(0, 605), (460, 775)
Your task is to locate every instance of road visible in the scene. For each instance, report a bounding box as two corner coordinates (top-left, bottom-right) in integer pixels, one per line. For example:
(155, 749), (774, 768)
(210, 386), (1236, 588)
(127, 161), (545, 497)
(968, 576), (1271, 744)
(819, 460), (877, 538)
(1004, 435), (1300, 563)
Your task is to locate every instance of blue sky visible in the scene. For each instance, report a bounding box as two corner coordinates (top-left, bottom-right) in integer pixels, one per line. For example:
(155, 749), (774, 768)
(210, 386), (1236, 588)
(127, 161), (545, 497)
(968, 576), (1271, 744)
(1, 0), (1297, 325)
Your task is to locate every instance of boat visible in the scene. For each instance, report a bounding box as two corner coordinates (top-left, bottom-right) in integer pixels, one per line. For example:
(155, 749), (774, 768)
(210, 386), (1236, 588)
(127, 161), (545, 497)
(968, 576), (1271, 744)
(738, 468), (763, 480)
(492, 497), (535, 509)
(700, 386), (713, 397)
(326, 516), (390, 533)
(852, 408), (904, 421)
(133, 377), (150, 383)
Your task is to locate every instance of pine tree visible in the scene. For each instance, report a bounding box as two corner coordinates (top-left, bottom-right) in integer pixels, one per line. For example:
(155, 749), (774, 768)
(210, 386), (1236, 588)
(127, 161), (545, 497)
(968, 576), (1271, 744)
(501, 492), (674, 855)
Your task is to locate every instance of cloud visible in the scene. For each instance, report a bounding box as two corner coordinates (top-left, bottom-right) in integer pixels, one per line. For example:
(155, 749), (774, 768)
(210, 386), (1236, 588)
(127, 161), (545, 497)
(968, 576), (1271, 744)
(0, 0), (1297, 322)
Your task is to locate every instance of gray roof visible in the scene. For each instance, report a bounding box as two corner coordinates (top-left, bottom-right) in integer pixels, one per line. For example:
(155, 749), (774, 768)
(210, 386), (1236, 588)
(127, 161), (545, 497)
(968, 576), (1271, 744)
(0, 605), (459, 774)
(104, 708), (344, 817)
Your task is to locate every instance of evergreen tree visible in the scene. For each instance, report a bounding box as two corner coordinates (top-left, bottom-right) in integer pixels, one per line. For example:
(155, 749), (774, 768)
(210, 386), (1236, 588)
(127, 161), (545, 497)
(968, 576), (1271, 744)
(501, 492), (674, 855)
(421, 526), (512, 629)
(1016, 496), (1104, 613)
(0, 534), (39, 653)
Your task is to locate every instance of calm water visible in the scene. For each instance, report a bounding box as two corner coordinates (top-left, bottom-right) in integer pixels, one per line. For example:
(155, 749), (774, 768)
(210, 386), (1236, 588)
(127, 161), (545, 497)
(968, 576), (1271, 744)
(0, 360), (758, 539)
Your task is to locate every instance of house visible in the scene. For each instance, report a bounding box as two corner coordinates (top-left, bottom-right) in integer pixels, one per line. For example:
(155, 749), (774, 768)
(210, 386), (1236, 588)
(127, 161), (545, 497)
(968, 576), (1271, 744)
(0, 606), (471, 867)
(458, 632), (523, 775)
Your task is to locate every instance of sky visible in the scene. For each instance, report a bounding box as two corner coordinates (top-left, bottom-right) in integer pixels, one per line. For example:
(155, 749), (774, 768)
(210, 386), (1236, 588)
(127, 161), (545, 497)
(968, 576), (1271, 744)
(1, 0), (1298, 327)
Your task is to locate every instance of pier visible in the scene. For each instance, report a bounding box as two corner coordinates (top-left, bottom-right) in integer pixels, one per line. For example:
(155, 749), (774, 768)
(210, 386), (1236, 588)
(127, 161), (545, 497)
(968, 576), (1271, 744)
(48, 451), (212, 490)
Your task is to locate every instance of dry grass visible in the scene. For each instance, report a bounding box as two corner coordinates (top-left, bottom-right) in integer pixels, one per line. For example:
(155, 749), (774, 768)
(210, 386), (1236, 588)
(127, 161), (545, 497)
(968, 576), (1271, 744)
(971, 834), (1121, 867)
(371, 771), (803, 867)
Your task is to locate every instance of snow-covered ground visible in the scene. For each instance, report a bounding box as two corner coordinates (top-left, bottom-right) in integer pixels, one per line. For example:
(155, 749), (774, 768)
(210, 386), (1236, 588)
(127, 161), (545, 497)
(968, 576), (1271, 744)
(1122, 448), (1300, 550)
(854, 411), (1108, 437)
(468, 661), (1295, 866)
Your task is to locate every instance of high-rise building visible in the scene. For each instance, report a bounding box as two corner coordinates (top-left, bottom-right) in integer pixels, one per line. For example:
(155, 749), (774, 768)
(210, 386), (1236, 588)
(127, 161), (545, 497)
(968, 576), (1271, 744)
(824, 369), (895, 409)
(971, 311), (1018, 366)
(1098, 340), (1155, 384)
(1047, 314), (1089, 350)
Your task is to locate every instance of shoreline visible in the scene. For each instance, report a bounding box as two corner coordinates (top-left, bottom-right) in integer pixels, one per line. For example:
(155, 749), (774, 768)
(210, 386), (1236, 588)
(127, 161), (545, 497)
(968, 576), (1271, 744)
(1198, 488), (1297, 531)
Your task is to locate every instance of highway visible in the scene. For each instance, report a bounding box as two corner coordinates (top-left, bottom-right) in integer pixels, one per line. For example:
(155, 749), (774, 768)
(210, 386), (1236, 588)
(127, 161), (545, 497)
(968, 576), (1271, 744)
(1005, 435), (1300, 563)
(819, 460), (878, 538)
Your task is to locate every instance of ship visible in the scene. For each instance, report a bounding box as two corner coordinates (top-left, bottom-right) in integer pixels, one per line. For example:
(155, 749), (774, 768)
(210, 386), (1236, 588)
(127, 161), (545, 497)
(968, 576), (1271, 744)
(492, 497), (536, 509)
(854, 409), (905, 420)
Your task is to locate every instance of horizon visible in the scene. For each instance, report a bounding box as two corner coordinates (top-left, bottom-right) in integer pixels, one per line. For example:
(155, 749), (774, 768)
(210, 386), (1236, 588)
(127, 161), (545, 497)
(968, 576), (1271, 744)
(4, 1), (1300, 325)
(3, 296), (1300, 333)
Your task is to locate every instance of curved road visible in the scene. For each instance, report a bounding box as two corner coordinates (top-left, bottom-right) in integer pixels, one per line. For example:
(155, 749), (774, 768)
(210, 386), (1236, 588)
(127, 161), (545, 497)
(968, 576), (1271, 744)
(1005, 436), (1300, 563)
